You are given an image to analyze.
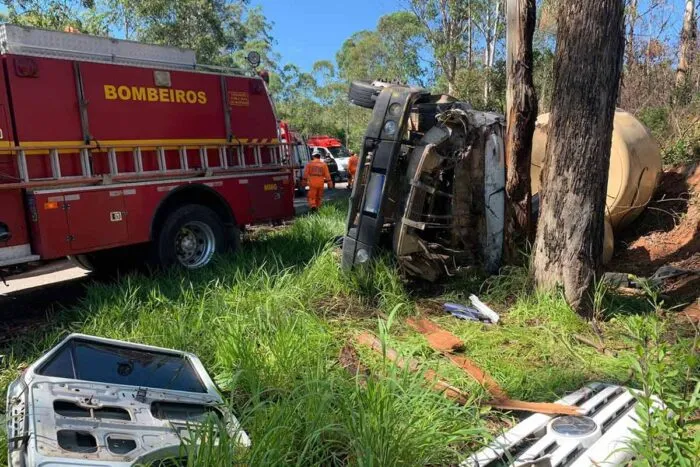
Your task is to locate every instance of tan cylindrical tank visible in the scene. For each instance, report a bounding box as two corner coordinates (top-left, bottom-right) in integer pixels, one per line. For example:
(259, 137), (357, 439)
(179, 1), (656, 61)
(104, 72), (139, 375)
(531, 110), (662, 262)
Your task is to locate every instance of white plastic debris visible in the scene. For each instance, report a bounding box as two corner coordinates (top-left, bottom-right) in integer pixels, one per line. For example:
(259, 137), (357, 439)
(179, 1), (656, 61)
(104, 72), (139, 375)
(469, 294), (500, 324)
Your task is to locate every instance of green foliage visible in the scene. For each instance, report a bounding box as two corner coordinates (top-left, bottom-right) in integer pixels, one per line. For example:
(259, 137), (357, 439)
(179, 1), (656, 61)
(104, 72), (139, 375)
(662, 135), (700, 165)
(533, 46), (555, 113)
(638, 106), (670, 140)
(625, 316), (700, 466)
(2, 0), (275, 68)
(637, 104), (700, 166)
(336, 12), (426, 85)
(274, 61), (371, 149)
(2, 0), (110, 34)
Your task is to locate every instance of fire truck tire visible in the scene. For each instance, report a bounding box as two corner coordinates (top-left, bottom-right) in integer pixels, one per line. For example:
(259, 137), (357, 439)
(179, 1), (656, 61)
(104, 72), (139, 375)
(349, 81), (380, 109)
(155, 204), (226, 270)
(68, 245), (147, 277)
(69, 254), (93, 271)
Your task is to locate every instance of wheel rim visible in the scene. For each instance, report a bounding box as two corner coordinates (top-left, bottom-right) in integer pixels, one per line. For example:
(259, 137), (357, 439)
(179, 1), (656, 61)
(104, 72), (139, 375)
(174, 221), (216, 269)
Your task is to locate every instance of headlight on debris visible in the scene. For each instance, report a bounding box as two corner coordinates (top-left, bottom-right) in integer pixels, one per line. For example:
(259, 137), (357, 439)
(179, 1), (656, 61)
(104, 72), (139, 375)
(356, 249), (370, 264)
(383, 120), (397, 137)
(389, 103), (402, 117)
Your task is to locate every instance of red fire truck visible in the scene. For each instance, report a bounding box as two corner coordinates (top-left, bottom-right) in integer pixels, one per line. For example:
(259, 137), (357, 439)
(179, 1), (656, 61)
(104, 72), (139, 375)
(0, 25), (296, 278)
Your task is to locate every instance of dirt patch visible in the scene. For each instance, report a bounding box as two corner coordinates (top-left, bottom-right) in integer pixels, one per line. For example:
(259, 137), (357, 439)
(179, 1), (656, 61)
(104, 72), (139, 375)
(680, 301), (700, 324)
(338, 344), (370, 379)
(609, 165), (700, 302)
(313, 294), (377, 319)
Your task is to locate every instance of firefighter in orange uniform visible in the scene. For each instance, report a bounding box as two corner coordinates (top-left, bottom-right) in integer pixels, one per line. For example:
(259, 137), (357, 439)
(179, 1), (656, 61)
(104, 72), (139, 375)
(347, 152), (359, 188)
(303, 150), (332, 211)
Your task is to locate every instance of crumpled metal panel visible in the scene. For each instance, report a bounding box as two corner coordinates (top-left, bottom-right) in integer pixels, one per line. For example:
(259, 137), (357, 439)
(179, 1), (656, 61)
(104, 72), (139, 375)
(6, 334), (250, 467)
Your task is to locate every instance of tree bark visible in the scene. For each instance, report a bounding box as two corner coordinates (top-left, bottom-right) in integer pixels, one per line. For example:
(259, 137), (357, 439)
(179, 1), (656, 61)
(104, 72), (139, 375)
(532, 0), (625, 317)
(676, 0), (697, 88)
(504, 0), (537, 260)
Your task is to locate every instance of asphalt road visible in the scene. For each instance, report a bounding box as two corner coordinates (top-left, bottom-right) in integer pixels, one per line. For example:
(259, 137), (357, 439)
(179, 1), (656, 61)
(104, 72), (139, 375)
(0, 184), (350, 339)
(294, 182), (351, 214)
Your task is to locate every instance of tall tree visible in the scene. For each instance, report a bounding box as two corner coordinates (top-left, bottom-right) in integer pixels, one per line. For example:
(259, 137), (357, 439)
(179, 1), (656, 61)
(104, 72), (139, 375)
(504, 0), (537, 257)
(474, 0), (504, 103)
(626, 0), (639, 67)
(532, 0), (625, 316)
(676, 0), (697, 87)
(409, 0), (472, 95)
(2, 0), (108, 34)
(133, 0), (244, 64)
(336, 12), (425, 85)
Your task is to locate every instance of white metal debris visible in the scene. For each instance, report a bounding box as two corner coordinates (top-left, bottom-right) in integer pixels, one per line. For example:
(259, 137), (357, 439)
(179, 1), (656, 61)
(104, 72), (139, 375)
(6, 334), (249, 467)
(462, 382), (663, 467)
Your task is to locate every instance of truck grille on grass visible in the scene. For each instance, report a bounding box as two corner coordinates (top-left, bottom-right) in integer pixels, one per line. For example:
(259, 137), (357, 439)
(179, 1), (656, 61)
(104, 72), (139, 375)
(463, 382), (662, 467)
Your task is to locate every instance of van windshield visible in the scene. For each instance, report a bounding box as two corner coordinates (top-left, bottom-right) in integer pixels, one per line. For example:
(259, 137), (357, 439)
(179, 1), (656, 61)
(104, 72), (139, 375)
(329, 147), (350, 159)
(38, 338), (207, 393)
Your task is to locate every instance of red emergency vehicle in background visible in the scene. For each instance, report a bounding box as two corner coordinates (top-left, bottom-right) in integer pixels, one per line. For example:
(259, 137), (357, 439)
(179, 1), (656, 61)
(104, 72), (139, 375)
(0, 24), (298, 277)
(279, 121), (311, 193)
(307, 135), (351, 181)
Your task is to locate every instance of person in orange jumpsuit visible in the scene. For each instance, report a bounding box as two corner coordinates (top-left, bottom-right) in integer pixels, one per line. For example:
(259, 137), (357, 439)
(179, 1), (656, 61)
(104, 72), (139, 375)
(347, 152), (359, 189)
(303, 150), (332, 211)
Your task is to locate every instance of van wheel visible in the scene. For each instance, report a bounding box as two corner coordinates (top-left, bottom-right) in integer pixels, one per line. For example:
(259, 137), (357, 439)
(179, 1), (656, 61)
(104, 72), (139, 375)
(154, 204), (226, 269)
(349, 81), (380, 109)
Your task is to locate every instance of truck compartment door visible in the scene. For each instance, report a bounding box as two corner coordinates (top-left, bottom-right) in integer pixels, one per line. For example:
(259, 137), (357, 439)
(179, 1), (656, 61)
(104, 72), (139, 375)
(249, 174), (293, 221)
(65, 189), (129, 252)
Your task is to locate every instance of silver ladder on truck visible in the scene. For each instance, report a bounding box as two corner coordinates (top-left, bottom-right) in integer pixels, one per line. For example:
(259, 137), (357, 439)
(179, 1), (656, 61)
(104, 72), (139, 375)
(7, 141), (293, 186)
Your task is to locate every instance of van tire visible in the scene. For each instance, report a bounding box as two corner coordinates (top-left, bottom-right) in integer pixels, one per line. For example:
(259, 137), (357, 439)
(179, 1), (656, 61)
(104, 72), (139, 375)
(349, 81), (380, 109)
(154, 204), (227, 269)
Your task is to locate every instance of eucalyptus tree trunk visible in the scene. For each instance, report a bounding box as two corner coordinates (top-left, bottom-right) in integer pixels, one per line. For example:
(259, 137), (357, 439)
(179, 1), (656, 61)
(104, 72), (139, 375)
(676, 0), (697, 88)
(504, 0), (537, 259)
(532, 0), (625, 316)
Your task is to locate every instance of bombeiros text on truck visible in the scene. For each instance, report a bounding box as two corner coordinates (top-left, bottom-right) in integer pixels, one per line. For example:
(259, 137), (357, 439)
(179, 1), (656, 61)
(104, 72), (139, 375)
(0, 24), (302, 279)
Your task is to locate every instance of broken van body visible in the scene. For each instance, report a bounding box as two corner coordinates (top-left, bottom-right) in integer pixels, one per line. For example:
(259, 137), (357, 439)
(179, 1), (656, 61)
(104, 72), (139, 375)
(342, 81), (505, 280)
(6, 334), (249, 466)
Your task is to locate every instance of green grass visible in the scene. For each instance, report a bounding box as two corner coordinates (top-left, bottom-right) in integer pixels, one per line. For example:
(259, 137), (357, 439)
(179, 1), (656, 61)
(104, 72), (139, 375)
(1, 201), (698, 465)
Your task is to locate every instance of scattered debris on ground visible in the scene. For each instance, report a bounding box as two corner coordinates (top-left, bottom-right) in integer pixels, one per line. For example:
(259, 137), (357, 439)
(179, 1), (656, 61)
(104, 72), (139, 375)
(464, 382), (664, 467)
(609, 164), (700, 303)
(355, 327), (580, 416)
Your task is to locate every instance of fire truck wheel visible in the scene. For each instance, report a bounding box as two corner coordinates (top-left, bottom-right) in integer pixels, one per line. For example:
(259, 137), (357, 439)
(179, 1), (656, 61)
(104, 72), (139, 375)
(69, 254), (93, 271)
(68, 245), (147, 277)
(155, 204), (226, 269)
(348, 81), (380, 109)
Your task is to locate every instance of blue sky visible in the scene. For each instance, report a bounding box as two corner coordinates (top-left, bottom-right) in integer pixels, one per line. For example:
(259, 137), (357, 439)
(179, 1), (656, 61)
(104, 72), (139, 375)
(253, 0), (692, 72)
(252, 0), (404, 71)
